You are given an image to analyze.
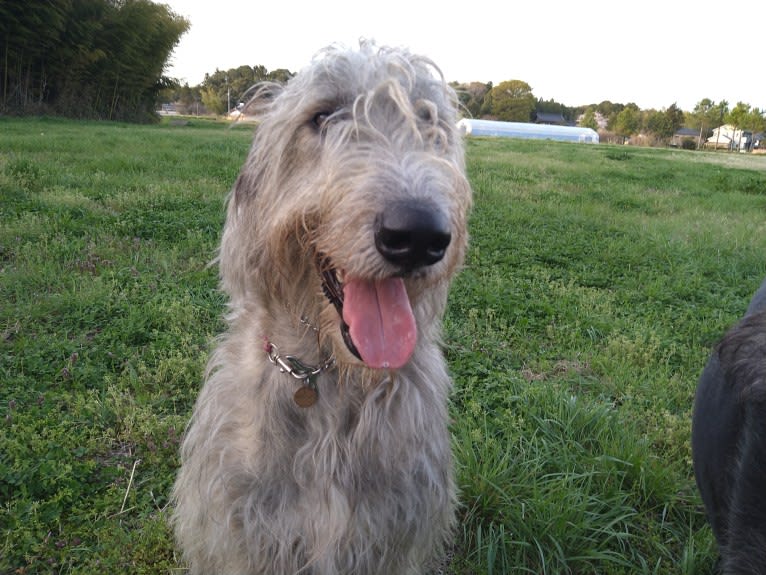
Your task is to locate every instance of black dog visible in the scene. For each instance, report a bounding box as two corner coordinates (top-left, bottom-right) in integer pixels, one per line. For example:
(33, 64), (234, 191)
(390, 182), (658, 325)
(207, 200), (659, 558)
(692, 278), (766, 574)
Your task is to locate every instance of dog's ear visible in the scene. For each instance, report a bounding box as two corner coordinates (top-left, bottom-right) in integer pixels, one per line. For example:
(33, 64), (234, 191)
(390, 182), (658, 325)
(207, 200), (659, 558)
(221, 81), (287, 301)
(219, 172), (252, 302)
(228, 82), (285, 208)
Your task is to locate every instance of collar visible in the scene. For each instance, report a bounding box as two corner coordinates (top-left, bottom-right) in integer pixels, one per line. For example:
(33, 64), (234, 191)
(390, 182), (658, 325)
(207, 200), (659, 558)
(264, 337), (335, 408)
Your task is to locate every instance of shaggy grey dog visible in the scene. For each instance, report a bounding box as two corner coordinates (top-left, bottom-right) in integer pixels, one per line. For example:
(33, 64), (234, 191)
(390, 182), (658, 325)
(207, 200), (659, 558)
(693, 277), (766, 574)
(172, 43), (472, 575)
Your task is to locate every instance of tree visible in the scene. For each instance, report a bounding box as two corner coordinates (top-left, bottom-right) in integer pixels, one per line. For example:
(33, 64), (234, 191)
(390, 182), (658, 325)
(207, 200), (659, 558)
(178, 83), (194, 106)
(0, 0), (69, 109)
(535, 97), (573, 122)
(746, 108), (766, 133)
(665, 104), (684, 136)
(198, 64), (295, 113)
(725, 103), (766, 149)
(479, 81), (494, 117)
(579, 107), (599, 130)
(727, 101), (751, 131)
(451, 81), (491, 118)
(597, 100), (624, 124)
(269, 68), (293, 84)
(488, 80), (535, 122)
(716, 100), (730, 126)
(0, 0), (189, 121)
(687, 98), (718, 139)
(201, 85), (226, 115)
(613, 105), (640, 143)
(646, 103), (684, 141)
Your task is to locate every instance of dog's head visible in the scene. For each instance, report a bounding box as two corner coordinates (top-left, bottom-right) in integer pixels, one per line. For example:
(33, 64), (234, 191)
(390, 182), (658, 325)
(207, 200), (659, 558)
(220, 42), (472, 371)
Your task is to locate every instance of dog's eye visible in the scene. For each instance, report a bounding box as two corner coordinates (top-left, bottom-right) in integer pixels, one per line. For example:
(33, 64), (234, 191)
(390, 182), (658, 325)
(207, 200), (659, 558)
(312, 111), (332, 129)
(416, 100), (438, 124)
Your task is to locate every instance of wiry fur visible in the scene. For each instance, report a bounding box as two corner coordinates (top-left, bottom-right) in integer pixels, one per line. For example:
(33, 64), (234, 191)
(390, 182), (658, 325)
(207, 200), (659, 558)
(692, 277), (766, 574)
(172, 43), (472, 574)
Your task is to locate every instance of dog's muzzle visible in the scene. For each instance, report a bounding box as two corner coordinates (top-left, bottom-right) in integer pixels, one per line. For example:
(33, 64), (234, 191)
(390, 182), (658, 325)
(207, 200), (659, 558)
(318, 200), (452, 370)
(374, 200), (451, 273)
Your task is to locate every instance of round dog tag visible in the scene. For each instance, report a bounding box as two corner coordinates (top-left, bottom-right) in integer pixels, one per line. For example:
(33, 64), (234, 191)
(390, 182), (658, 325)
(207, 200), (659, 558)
(294, 386), (318, 408)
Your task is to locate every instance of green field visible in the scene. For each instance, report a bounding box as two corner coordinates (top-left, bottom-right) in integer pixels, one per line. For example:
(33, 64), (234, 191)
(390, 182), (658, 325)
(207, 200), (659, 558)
(2, 116), (765, 574)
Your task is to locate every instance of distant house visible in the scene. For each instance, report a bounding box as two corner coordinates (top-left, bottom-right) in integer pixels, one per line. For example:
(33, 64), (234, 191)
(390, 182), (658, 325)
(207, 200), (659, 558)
(534, 112), (568, 125)
(671, 127), (700, 148)
(753, 132), (765, 153)
(705, 124), (753, 151)
(158, 103), (178, 116)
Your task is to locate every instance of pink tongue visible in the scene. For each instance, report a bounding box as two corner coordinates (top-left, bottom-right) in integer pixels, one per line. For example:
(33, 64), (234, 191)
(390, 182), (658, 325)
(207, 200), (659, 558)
(342, 277), (417, 369)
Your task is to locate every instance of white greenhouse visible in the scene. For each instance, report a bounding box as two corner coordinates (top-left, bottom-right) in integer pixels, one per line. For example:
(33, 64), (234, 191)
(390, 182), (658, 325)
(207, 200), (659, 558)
(457, 119), (599, 144)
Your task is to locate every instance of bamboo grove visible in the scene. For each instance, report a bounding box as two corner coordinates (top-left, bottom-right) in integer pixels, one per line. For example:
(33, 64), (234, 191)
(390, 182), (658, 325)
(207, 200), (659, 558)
(1, 0), (189, 122)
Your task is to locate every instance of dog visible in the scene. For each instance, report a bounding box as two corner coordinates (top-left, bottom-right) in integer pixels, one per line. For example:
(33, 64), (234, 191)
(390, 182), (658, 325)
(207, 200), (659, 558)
(172, 43), (472, 574)
(692, 277), (766, 574)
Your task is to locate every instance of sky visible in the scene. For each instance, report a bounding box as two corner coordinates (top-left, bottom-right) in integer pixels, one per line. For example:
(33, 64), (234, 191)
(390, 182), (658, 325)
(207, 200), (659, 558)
(161, 0), (765, 113)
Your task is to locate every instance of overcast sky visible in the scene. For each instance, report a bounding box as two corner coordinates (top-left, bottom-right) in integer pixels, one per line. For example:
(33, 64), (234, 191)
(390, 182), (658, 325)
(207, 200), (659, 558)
(161, 0), (765, 112)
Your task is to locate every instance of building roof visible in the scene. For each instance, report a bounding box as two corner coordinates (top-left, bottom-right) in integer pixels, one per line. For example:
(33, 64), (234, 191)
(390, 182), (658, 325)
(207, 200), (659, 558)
(534, 112), (568, 125)
(674, 127), (698, 137)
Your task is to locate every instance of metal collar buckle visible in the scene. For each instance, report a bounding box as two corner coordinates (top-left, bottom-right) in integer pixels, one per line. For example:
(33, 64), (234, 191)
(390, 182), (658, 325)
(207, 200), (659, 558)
(265, 341), (335, 407)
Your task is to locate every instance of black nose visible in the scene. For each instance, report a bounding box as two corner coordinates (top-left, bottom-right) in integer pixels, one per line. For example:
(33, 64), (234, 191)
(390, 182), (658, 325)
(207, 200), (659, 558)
(374, 201), (452, 271)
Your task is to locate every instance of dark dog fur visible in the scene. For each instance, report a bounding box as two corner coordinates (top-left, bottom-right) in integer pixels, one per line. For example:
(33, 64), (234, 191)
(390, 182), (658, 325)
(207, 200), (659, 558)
(692, 278), (766, 574)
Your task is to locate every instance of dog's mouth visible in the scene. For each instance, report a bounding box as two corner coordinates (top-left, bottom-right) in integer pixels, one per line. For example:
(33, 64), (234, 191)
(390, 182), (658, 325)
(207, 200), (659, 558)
(319, 257), (417, 370)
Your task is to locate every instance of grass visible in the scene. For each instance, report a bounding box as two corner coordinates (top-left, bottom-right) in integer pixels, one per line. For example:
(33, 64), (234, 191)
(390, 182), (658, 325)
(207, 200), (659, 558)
(2, 116), (765, 574)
